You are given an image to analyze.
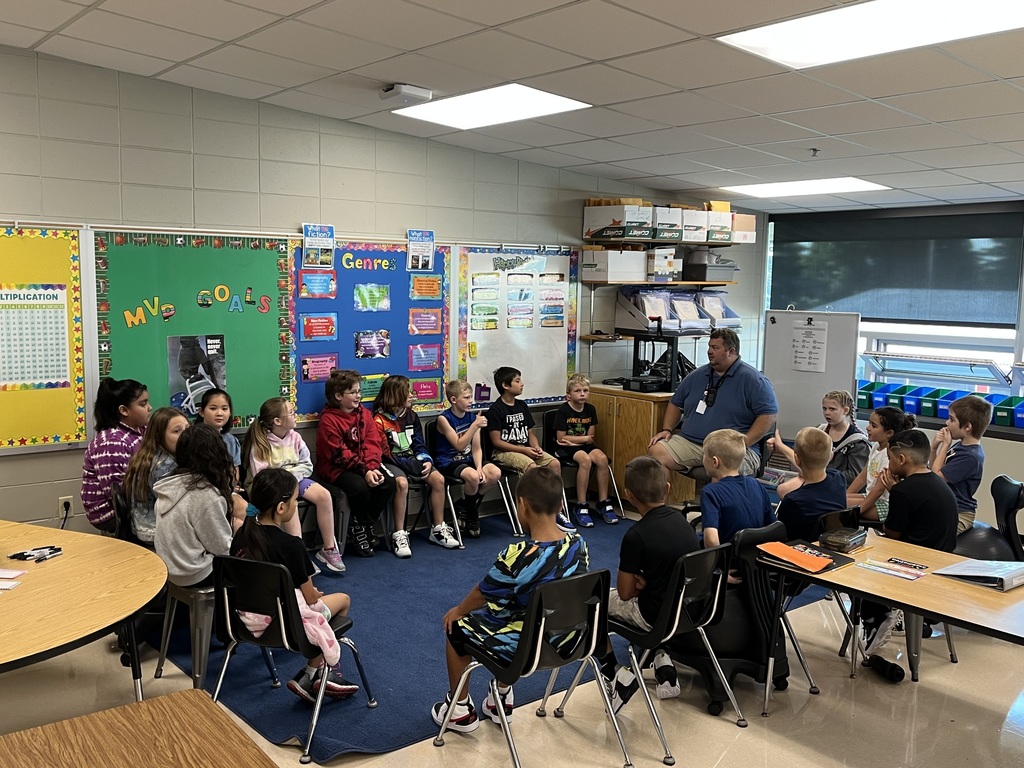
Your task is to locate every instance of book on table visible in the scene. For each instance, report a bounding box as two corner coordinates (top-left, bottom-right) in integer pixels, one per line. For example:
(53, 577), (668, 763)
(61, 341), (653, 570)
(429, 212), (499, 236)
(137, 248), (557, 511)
(934, 559), (1024, 591)
(756, 540), (854, 574)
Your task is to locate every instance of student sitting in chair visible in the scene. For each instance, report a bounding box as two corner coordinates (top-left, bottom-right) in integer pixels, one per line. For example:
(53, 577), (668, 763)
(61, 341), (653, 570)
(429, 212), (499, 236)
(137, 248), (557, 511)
(431, 467), (588, 734)
(700, 429), (775, 548)
(775, 427), (848, 543)
(930, 395), (991, 533)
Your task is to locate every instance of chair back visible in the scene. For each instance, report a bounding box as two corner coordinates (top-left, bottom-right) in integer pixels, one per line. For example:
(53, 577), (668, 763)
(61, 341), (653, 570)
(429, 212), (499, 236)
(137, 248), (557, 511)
(500, 570), (610, 684)
(729, 521), (788, 664)
(660, 545), (731, 639)
(812, 505), (861, 540)
(991, 475), (1024, 561)
(110, 483), (138, 544)
(731, 521), (788, 575)
(425, 418), (440, 456)
(212, 555), (316, 658)
(541, 409), (559, 456)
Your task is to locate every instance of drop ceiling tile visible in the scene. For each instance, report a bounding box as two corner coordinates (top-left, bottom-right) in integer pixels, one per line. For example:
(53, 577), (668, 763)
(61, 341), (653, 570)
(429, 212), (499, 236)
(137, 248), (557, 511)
(523, 64), (673, 107)
(560, 162), (648, 179)
(230, 0), (320, 12)
(940, 113), (1024, 144)
(679, 146), (793, 170)
(882, 81), (1024, 123)
(502, 1), (690, 60)
(792, 154), (929, 176)
(477, 122), (593, 148)
(806, 49), (989, 98)
(640, 0), (835, 36)
(991, 181), (1024, 195)
(750, 136), (877, 161)
(750, 194), (870, 210)
(550, 139), (658, 163)
(780, 101), (924, 135)
(99, 0), (277, 40)
(612, 127), (731, 154)
(0, 23), (48, 48)
(0, 0), (83, 30)
(840, 125), (979, 153)
(298, 73), (391, 109)
(158, 66), (280, 100)
(910, 183), (1017, 202)
(995, 140), (1024, 157)
(405, 0), (577, 26)
(610, 39), (785, 90)
(37, 35), (172, 78)
(535, 108), (670, 138)
(621, 176), (694, 191)
(697, 72), (859, 115)
(670, 169), (764, 187)
(189, 46), (335, 89)
(947, 163), (1024, 184)
(690, 116), (821, 145)
(732, 163), (829, 182)
(860, 169), (975, 188)
(351, 54), (501, 98)
(240, 21), (401, 71)
(895, 144), (1024, 169)
(612, 154), (717, 176)
(831, 189), (936, 206)
(940, 29), (1024, 79)
(350, 110), (458, 138)
(299, 0), (482, 50)
(60, 10), (221, 61)
(261, 91), (375, 122)
(501, 148), (593, 168)
(743, 200), (808, 213)
(420, 30), (588, 80)
(611, 92), (753, 127)
(432, 132), (530, 154)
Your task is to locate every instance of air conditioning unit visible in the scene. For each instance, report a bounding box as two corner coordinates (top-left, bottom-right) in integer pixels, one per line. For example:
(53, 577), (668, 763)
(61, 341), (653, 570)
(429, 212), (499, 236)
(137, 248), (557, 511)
(380, 83), (432, 106)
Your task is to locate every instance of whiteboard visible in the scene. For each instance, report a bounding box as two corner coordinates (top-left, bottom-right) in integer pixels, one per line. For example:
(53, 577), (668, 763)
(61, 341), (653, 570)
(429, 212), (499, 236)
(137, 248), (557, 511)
(451, 246), (577, 406)
(762, 310), (860, 439)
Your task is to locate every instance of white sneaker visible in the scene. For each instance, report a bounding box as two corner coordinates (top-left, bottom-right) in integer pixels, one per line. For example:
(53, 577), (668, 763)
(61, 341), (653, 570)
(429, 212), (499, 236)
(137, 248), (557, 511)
(429, 523), (459, 549)
(392, 529), (412, 558)
(865, 609), (900, 656)
(483, 684), (514, 724)
(653, 650), (680, 699)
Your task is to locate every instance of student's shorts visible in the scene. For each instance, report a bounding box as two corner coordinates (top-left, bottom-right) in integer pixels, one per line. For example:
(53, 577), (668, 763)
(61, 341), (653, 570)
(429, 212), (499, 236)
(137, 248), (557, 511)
(297, 478), (315, 496)
(608, 588), (651, 632)
(554, 444), (600, 462)
(439, 461), (474, 481)
(660, 434), (759, 475)
(492, 450), (556, 474)
(957, 509), (976, 534)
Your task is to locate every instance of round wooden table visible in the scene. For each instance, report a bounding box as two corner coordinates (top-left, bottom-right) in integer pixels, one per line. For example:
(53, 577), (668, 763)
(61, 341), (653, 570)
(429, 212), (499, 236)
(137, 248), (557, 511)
(0, 520), (167, 700)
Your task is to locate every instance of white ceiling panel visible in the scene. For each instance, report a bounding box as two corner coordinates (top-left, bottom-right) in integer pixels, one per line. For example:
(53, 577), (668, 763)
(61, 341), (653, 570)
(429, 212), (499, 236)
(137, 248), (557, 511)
(749, 136), (877, 161)
(940, 114), (1024, 144)
(793, 154), (930, 176)
(808, 49), (991, 99)
(0, 0), (83, 30)
(910, 184), (1017, 202)
(883, 82), (1024, 124)
(861, 169), (975, 189)
(948, 163), (1024, 184)
(621, 175), (695, 190)
(432, 132), (531, 154)
(476, 122), (593, 148)
(419, 31), (588, 81)
(991, 181), (1024, 195)
(611, 92), (754, 127)
(679, 146), (793, 170)
(349, 54), (501, 98)
(500, 148), (595, 168)
(840, 125), (980, 154)
(60, 11), (221, 61)
(613, 154), (717, 176)
(351, 110), (458, 138)
(37, 35), (172, 77)
(98, 0), (278, 41)
(831, 189), (937, 206)
(612, 127), (731, 154)
(298, 73), (393, 109)
(405, 0), (577, 27)
(230, 0), (321, 12)
(523, 64), (673, 107)
(689, 116), (821, 146)
(560, 162), (650, 179)
(158, 65), (280, 100)
(299, 0), (482, 51)
(188, 46), (334, 89)
(896, 144), (1024, 169)
(502, 1), (690, 61)
(549, 139), (658, 163)
(671, 169), (765, 187)
(697, 72), (859, 115)
(536, 108), (670, 138)
(726, 163), (829, 182)
(941, 29), (1024, 79)
(261, 91), (375, 122)
(240, 21), (401, 72)
(0, 23), (48, 48)
(610, 39), (785, 90)
(640, 0), (838, 36)
(780, 101), (925, 135)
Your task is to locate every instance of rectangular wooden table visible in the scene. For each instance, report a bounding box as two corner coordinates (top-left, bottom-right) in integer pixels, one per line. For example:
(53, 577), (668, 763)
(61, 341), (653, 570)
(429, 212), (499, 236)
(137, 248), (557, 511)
(760, 530), (1024, 711)
(0, 689), (276, 767)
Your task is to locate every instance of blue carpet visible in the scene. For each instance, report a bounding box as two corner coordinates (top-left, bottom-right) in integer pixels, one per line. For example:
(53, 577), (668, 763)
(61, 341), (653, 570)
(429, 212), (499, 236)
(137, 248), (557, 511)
(163, 513), (632, 763)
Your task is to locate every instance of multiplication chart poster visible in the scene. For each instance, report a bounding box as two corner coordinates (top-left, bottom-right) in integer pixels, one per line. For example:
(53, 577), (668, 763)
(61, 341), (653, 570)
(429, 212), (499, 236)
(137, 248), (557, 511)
(0, 229), (85, 450)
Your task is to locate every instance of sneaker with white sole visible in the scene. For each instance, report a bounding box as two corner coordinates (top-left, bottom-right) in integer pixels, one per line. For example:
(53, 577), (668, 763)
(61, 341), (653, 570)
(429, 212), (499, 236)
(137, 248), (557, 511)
(483, 684), (514, 724)
(653, 650), (680, 699)
(431, 693), (479, 733)
(429, 523), (459, 548)
(597, 499), (619, 525)
(610, 665), (639, 712)
(572, 503), (594, 528)
(392, 529), (412, 558)
(316, 546), (346, 573)
(314, 667), (359, 699)
(865, 609), (900, 656)
(287, 667), (316, 704)
(555, 510), (576, 533)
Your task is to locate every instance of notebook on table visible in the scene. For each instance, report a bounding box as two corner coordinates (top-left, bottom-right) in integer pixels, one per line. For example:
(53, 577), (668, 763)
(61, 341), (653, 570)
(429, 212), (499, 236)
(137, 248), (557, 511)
(934, 560), (1024, 591)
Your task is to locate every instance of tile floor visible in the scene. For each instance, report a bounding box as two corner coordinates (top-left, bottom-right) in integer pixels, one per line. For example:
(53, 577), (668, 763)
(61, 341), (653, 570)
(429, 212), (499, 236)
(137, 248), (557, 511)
(2, 597), (1022, 767)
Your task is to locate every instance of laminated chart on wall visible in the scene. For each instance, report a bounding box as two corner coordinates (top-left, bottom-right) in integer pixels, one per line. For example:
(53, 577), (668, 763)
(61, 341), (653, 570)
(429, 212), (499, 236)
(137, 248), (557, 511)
(94, 232), (293, 427)
(455, 246), (577, 406)
(0, 228), (86, 450)
(292, 241), (450, 420)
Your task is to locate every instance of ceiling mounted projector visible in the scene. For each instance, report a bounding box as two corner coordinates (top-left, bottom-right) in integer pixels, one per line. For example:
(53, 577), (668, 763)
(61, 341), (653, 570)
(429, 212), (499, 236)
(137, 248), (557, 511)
(380, 83), (432, 105)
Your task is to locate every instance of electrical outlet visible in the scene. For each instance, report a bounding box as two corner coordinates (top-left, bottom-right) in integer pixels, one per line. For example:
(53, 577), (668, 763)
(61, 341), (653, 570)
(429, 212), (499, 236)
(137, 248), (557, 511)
(58, 495), (74, 518)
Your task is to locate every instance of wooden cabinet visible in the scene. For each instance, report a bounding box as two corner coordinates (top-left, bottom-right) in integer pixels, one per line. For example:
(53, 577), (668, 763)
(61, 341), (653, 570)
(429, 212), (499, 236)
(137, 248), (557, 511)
(589, 385), (695, 506)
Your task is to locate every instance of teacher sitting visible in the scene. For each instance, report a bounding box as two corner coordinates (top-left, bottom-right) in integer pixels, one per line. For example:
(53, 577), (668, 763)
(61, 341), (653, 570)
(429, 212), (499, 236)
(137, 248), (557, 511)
(648, 328), (777, 476)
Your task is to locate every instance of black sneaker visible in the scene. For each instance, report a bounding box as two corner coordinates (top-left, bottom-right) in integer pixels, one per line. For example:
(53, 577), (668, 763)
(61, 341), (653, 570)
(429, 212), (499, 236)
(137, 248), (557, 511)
(287, 667), (316, 704)
(610, 666), (639, 711)
(349, 521), (375, 557)
(457, 498), (481, 538)
(314, 667), (359, 699)
(653, 650), (680, 699)
(431, 693), (480, 733)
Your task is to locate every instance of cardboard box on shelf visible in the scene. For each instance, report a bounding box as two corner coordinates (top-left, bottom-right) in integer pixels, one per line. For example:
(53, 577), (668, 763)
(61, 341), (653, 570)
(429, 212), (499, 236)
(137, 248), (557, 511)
(732, 213), (757, 244)
(652, 206), (682, 229)
(646, 247), (681, 281)
(706, 211), (733, 242)
(704, 200), (732, 212)
(583, 204), (653, 238)
(581, 250), (648, 282)
(680, 209), (709, 242)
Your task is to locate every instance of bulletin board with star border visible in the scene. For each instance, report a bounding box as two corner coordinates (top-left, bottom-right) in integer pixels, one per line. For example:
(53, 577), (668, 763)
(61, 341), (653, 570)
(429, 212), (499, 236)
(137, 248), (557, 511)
(0, 228), (86, 450)
(94, 231), (294, 428)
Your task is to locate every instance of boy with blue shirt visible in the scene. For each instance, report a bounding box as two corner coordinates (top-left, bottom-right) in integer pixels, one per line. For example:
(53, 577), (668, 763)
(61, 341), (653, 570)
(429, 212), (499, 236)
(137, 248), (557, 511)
(930, 395), (991, 533)
(700, 429), (774, 547)
(775, 427), (847, 542)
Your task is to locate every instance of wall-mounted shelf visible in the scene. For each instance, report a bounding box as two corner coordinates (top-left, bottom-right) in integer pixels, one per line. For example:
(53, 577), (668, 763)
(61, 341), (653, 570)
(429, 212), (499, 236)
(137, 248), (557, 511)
(581, 279), (736, 286)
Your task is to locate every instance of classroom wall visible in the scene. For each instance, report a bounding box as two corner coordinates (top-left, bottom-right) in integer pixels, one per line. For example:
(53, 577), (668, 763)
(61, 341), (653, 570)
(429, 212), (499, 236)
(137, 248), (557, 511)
(0, 48), (695, 528)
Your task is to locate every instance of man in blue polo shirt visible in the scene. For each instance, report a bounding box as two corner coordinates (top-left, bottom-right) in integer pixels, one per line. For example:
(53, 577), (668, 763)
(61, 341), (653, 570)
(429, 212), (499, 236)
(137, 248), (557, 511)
(648, 328), (777, 476)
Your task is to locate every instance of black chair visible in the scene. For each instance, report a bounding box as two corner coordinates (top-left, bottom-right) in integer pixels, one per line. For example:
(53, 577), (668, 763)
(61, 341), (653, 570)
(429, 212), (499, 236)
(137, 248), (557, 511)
(956, 475), (1024, 562)
(602, 545), (745, 763)
(402, 420), (465, 549)
(111, 482), (144, 546)
(211, 556), (377, 765)
(541, 409), (624, 517)
(432, 570), (632, 768)
(479, 426), (526, 536)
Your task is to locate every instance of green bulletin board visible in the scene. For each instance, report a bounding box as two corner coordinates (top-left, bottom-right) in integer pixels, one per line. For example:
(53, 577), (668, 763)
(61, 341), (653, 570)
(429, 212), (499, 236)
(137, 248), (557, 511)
(94, 231), (294, 426)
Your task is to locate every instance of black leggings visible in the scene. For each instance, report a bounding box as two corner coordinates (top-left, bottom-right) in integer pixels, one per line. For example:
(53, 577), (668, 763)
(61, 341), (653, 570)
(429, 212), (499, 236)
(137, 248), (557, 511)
(332, 469), (396, 525)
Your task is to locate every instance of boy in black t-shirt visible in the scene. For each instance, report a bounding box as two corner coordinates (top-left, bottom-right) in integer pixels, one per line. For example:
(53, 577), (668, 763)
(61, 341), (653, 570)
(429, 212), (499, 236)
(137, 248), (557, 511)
(552, 374), (618, 527)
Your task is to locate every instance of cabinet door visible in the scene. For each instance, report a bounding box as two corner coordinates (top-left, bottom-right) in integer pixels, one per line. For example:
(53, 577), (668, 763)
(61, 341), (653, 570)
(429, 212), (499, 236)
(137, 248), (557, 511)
(654, 401), (696, 504)
(588, 391), (617, 456)
(612, 397), (655, 492)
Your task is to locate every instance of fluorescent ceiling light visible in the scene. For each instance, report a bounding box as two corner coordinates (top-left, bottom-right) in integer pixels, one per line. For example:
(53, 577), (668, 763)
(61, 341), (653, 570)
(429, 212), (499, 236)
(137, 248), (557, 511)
(392, 83), (590, 130)
(721, 177), (890, 198)
(719, 0), (1024, 69)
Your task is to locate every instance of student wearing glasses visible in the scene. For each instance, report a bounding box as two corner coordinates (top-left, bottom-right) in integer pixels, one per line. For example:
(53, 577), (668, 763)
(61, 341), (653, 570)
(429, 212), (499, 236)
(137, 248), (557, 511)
(648, 328), (778, 477)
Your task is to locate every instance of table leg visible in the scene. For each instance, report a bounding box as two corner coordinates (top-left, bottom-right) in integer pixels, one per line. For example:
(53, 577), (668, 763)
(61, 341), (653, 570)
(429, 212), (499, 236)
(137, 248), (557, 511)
(904, 613), (922, 682)
(123, 618), (144, 702)
(849, 596), (861, 678)
(763, 572), (787, 717)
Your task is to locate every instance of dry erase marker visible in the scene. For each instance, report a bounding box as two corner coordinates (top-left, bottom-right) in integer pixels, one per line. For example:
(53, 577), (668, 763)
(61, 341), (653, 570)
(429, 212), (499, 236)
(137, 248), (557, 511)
(34, 551), (63, 563)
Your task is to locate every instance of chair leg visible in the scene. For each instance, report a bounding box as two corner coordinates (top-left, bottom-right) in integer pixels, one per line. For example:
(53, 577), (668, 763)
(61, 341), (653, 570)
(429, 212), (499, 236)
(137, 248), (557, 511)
(553, 660), (590, 715)
(608, 470), (625, 517)
(338, 636), (378, 707)
(586, 656), (635, 768)
(433, 660), (480, 746)
(696, 627), (747, 728)
(624, 646), (674, 765)
(211, 640), (237, 702)
(781, 613), (819, 695)
(489, 677), (524, 768)
(498, 477), (523, 536)
(942, 623), (958, 663)
(536, 669), (560, 716)
(260, 647), (280, 688)
(301, 661), (332, 765)
(189, 593), (214, 690)
(154, 595), (178, 679)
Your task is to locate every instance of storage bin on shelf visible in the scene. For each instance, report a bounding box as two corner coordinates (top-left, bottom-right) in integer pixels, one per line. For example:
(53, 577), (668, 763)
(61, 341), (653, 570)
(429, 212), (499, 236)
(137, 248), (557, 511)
(886, 385), (930, 414)
(856, 381), (883, 412)
(936, 390), (973, 420)
(870, 383), (899, 409)
(695, 291), (741, 329)
(993, 396), (1024, 427)
(918, 388), (953, 418)
(981, 393), (1005, 423)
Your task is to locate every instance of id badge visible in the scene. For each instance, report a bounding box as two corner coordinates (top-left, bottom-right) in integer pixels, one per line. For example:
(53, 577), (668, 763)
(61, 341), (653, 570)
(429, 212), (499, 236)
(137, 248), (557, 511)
(696, 399), (707, 415)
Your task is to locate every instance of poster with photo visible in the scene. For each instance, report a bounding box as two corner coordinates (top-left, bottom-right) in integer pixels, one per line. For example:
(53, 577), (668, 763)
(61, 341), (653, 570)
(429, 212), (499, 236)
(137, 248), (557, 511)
(354, 283), (391, 312)
(302, 248), (334, 269)
(355, 329), (391, 359)
(407, 229), (435, 271)
(300, 353), (337, 382)
(298, 270), (336, 299)
(167, 334), (226, 416)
